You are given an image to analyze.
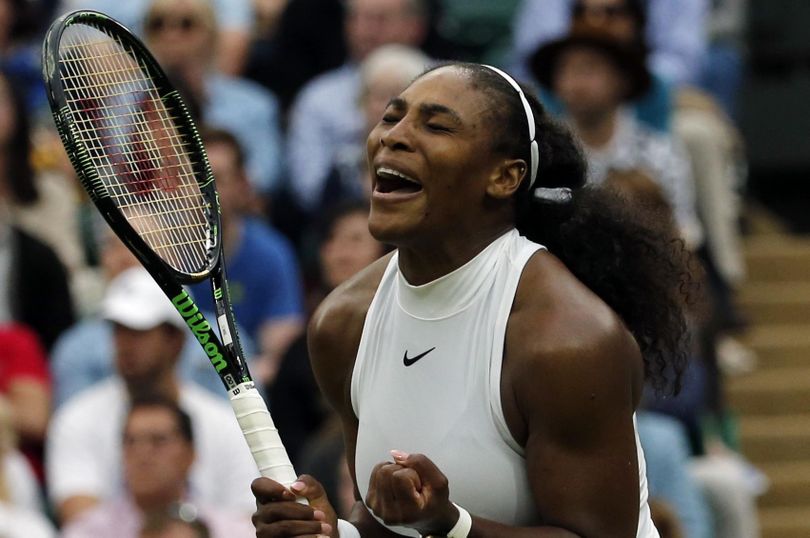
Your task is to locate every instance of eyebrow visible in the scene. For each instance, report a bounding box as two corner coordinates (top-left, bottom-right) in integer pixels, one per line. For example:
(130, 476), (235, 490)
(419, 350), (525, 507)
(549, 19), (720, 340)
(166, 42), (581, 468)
(386, 97), (463, 126)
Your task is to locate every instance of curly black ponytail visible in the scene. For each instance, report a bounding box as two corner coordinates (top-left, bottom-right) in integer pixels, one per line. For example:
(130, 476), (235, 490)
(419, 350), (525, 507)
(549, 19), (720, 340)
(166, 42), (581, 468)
(454, 62), (692, 394)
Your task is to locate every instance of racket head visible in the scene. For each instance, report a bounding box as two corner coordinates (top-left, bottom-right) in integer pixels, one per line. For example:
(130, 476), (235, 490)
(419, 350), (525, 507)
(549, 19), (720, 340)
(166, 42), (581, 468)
(42, 10), (220, 283)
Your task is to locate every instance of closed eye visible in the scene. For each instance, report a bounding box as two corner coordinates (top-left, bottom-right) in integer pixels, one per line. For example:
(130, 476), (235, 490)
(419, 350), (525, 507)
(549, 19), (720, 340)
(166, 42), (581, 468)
(426, 123), (452, 132)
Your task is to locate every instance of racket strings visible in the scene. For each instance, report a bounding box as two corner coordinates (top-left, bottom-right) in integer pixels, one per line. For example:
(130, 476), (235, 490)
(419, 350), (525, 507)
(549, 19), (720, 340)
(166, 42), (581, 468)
(60, 36), (204, 270)
(58, 23), (212, 275)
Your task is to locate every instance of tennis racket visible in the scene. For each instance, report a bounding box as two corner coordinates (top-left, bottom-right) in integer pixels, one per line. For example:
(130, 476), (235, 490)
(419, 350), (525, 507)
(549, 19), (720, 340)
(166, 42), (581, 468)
(42, 10), (298, 489)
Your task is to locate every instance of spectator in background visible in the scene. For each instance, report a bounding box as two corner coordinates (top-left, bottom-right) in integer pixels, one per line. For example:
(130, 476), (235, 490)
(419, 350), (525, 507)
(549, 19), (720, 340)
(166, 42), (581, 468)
(0, 324), (50, 481)
(605, 167), (762, 538)
(62, 397), (254, 538)
(245, 0), (346, 112)
(0, 68), (89, 305)
(0, 213), (74, 351)
(143, 0), (283, 194)
(0, 103), (75, 350)
(510, 0), (708, 87)
(0, 400), (54, 538)
(192, 128), (304, 386)
(530, 0), (750, 374)
(0, 0), (49, 116)
(530, 20), (703, 249)
(57, 0), (253, 75)
(50, 229), (237, 408)
(320, 44), (431, 212)
(0, 386), (47, 515)
(271, 200), (387, 467)
(701, 0), (747, 120)
(285, 0), (428, 214)
(528, 0), (674, 132)
(637, 412), (711, 538)
(138, 513), (212, 538)
(674, 88), (750, 376)
(46, 267), (258, 524)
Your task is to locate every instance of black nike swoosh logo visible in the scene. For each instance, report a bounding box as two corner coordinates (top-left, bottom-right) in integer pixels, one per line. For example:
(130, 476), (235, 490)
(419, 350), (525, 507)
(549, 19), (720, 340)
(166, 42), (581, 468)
(403, 347), (436, 367)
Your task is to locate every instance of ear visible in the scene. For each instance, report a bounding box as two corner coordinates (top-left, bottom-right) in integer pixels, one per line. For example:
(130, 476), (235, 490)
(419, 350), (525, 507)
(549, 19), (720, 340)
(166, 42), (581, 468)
(486, 159), (527, 200)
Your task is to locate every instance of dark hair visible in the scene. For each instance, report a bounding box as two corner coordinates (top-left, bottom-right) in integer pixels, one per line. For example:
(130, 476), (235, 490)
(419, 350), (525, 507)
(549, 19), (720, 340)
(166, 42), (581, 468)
(433, 63), (692, 394)
(126, 394), (194, 445)
(315, 199), (372, 246)
(305, 199), (390, 290)
(200, 127), (246, 170)
(3, 0), (39, 42)
(0, 70), (37, 205)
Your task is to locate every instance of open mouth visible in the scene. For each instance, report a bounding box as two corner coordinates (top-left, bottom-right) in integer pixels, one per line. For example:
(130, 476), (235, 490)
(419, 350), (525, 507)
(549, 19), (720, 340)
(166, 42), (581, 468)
(375, 167), (423, 194)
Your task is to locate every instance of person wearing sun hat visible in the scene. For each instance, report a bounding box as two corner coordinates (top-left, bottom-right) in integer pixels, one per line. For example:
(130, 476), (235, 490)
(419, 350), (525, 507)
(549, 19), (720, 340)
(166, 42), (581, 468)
(530, 19), (704, 251)
(46, 267), (259, 525)
(530, 18), (653, 104)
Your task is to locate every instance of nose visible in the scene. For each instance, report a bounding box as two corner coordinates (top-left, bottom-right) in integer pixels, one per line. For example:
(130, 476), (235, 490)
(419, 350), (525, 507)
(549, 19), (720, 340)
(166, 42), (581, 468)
(379, 118), (414, 153)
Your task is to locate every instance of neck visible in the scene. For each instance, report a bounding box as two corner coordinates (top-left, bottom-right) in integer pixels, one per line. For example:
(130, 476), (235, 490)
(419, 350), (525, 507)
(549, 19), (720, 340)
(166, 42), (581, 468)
(397, 223), (514, 285)
(126, 376), (180, 402)
(134, 486), (186, 514)
(572, 107), (619, 149)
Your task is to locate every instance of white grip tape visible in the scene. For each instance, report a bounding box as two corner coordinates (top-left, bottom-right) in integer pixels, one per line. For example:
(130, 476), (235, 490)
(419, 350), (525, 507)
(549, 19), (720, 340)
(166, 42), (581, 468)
(229, 383), (297, 486)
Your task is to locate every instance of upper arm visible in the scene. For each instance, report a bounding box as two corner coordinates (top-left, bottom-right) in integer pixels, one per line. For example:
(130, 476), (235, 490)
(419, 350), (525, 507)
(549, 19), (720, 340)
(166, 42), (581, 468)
(510, 314), (642, 537)
(307, 297), (365, 500)
(307, 258), (391, 498)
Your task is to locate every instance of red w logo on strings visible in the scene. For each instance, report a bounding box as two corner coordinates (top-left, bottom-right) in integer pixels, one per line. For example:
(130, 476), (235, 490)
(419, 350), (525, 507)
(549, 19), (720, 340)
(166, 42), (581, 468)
(78, 92), (183, 197)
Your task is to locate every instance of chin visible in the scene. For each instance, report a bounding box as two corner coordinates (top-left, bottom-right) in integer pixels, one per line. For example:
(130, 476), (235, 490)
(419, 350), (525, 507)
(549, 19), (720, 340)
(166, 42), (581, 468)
(368, 212), (411, 247)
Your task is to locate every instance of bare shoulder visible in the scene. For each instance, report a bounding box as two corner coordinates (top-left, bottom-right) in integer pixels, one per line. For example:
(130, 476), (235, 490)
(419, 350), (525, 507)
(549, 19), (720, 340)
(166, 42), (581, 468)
(502, 250), (643, 443)
(511, 249), (639, 358)
(308, 253), (394, 409)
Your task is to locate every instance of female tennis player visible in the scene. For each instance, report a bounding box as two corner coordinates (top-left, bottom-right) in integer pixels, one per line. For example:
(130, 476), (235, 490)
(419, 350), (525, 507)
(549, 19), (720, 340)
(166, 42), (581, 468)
(251, 62), (692, 537)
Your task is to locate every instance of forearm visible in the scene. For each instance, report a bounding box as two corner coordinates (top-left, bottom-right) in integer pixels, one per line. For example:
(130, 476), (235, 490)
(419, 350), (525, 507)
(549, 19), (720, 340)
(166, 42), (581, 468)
(346, 501), (405, 538)
(466, 517), (581, 538)
(346, 501), (582, 538)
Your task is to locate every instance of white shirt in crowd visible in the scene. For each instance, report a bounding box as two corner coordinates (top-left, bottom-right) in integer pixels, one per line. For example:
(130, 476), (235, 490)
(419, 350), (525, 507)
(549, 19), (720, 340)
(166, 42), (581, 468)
(46, 378), (259, 514)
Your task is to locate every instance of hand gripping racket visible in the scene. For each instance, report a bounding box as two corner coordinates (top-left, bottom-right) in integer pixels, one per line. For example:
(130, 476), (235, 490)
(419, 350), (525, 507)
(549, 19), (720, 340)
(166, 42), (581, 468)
(42, 10), (298, 489)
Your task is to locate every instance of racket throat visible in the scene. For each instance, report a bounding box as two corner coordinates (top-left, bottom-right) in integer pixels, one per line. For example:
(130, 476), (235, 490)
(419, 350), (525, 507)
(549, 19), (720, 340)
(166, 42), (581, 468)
(171, 290), (229, 374)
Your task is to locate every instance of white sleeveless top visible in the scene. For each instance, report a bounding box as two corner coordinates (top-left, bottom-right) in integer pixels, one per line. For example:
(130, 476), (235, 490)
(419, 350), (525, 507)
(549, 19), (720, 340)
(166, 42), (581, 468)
(351, 229), (659, 537)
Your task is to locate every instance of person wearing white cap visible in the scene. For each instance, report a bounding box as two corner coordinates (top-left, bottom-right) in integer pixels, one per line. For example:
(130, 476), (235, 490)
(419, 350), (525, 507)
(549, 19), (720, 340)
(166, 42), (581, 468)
(50, 231), (246, 409)
(46, 267), (259, 526)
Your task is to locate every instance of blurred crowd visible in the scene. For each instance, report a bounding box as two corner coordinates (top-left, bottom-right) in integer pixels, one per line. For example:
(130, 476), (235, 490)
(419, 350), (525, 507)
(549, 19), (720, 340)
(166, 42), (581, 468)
(0, 0), (763, 537)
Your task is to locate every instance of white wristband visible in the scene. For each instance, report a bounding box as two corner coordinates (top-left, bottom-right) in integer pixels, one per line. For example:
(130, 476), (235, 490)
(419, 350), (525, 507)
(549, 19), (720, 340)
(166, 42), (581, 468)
(337, 518), (361, 538)
(446, 503), (473, 538)
(423, 503), (473, 538)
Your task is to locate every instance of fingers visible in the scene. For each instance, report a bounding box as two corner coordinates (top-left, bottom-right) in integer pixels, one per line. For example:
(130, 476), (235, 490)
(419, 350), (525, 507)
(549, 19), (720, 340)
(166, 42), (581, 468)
(252, 476), (335, 537)
(252, 512), (330, 538)
(290, 475), (329, 506)
(391, 451), (447, 492)
(367, 460), (425, 524)
(252, 477), (296, 504)
(366, 451), (454, 534)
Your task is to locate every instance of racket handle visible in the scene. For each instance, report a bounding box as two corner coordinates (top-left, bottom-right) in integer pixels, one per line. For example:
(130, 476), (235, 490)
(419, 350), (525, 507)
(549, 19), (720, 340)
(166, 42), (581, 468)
(229, 382), (306, 503)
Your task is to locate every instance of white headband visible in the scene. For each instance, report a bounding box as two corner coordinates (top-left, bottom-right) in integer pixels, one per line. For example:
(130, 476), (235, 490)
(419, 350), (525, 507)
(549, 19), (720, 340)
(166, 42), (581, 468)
(483, 65), (540, 189)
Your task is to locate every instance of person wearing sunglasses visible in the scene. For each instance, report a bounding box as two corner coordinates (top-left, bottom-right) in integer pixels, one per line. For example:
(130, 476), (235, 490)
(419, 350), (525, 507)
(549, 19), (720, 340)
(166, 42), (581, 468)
(56, 0), (252, 76)
(141, 0), (284, 197)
